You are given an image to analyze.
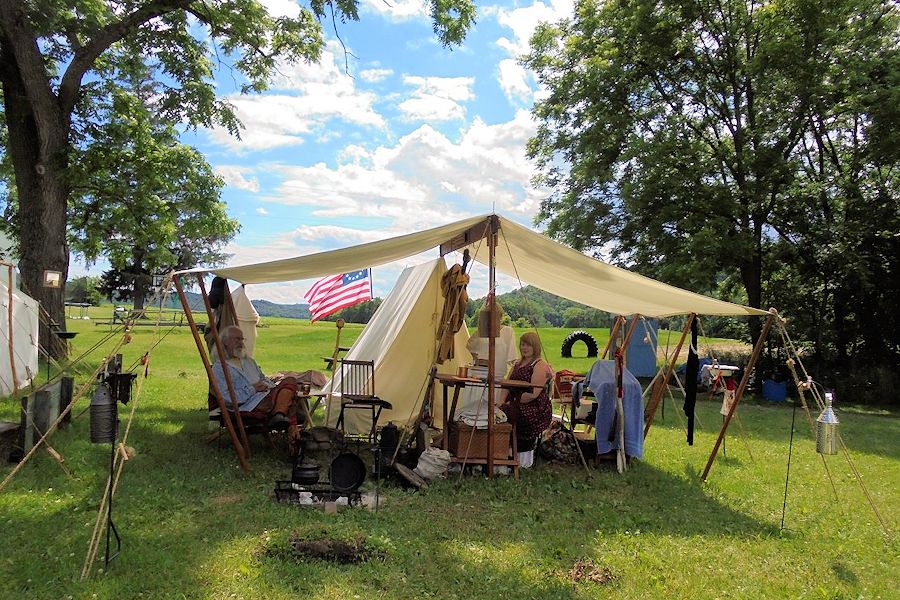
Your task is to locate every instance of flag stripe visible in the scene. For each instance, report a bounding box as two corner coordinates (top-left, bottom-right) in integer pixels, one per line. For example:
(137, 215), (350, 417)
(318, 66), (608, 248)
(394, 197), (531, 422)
(303, 269), (372, 322)
(308, 282), (370, 314)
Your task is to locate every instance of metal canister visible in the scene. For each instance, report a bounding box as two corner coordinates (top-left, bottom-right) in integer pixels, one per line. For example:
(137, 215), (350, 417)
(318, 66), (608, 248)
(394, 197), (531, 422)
(90, 382), (118, 444)
(816, 392), (839, 455)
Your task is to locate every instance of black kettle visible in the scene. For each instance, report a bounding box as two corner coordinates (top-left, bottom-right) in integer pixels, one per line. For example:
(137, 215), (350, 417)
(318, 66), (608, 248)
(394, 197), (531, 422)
(291, 459), (320, 485)
(379, 422), (401, 450)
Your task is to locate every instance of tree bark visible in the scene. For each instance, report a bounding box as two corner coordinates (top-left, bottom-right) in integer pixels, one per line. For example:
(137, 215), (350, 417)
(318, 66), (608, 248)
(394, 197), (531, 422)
(738, 227), (764, 345)
(1, 32), (71, 359)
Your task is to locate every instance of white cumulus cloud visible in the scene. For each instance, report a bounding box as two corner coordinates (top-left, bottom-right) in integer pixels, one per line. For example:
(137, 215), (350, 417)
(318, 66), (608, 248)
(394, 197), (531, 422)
(215, 165), (260, 192)
(204, 41), (386, 151)
(398, 75), (475, 122)
(359, 67), (394, 82)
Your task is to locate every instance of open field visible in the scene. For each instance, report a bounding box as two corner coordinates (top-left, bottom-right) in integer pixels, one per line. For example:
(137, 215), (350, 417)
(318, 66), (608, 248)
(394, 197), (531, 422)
(1, 311), (898, 599)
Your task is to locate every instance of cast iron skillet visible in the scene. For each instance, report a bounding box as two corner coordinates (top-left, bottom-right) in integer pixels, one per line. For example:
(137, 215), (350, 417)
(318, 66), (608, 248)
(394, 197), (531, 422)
(329, 452), (366, 492)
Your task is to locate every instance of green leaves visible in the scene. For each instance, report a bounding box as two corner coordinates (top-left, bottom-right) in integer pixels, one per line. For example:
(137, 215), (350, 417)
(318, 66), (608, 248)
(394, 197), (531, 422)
(430, 0), (477, 48)
(67, 72), (238, 304)
(526, 0), (900, 376)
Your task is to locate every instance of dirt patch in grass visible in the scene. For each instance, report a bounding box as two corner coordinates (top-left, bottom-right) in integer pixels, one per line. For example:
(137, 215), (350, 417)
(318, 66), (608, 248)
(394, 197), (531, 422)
(569, 558), (617, 586)
(281, 534), (386, 564)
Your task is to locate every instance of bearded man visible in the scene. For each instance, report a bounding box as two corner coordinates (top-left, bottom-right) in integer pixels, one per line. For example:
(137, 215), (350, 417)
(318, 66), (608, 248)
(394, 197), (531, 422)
(211, 325), (299, 427)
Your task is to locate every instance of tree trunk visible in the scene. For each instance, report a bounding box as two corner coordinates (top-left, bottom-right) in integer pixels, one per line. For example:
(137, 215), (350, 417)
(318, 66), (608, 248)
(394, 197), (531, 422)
(132, 273), (150, 312)
(739, 226), (764, 346)
(1, 50), (70, 360)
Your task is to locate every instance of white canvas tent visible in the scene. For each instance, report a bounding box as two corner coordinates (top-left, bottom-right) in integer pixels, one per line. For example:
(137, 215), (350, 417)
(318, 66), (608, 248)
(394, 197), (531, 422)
(175, 214), (770, 471)
(193, 215), (767, 318)
(0, 263), (40, 396)
(319, 258), (472, 432)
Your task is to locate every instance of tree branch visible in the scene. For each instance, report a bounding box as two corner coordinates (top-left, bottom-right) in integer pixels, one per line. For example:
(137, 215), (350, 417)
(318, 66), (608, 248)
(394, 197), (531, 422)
(59, 0), (194, 118)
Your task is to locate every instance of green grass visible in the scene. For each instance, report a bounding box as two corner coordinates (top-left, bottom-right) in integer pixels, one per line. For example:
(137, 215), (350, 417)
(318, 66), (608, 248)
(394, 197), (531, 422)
(1, 311), (898, 599)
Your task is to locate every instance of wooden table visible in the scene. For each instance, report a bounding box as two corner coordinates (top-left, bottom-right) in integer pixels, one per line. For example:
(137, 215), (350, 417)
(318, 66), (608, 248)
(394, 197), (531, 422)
(434, 374), (539, 477)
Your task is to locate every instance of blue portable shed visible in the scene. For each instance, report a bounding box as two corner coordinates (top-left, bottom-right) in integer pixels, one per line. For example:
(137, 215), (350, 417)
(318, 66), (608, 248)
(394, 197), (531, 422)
(611, 317), (659, 378)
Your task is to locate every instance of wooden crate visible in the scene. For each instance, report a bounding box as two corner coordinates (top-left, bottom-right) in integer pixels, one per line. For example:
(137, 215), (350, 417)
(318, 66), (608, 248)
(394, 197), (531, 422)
(448, 422), (513, 460)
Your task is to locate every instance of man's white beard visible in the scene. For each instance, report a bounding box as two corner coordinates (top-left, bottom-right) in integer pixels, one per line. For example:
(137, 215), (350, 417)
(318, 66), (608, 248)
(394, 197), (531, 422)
(227, 347), (247, 360)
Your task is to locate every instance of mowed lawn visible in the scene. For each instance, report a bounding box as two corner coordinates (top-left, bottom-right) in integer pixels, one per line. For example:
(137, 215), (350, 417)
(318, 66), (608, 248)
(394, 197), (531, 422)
(1, 309), (897, 599)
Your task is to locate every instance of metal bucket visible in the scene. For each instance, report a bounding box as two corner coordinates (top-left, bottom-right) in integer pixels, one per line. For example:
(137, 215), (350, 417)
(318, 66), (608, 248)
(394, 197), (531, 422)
(816, 392), (839, 455)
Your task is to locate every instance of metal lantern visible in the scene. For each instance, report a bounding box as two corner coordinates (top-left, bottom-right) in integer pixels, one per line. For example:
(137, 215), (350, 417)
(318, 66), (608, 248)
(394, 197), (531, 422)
(816, 392), (839, 455)
(90, 382), (118, 444)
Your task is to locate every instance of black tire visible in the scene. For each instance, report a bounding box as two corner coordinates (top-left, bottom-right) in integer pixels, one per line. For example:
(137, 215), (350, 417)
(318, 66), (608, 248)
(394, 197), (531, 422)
(560, 330), (599, 358)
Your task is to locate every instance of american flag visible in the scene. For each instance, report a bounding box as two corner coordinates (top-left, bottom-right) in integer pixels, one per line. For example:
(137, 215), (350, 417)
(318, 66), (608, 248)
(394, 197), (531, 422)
(304, 269), (373, 322)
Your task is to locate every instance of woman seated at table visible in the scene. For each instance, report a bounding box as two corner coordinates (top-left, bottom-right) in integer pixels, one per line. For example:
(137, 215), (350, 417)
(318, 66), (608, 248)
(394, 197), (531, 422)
(498, 331), (554, 468)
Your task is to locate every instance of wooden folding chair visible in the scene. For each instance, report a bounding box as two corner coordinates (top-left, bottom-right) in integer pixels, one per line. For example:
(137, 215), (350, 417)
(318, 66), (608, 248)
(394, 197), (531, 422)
(334, 360), (392, 444)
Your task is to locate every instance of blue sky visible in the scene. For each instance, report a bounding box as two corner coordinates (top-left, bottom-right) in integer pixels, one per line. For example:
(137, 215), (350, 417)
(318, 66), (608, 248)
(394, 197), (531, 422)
(73, 0), (575, 303)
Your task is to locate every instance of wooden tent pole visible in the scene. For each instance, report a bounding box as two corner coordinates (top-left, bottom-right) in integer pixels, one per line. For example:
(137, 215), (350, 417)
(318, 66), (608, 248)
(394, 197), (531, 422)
(619, 314), (641, 361)
(701, 310), (776, 481)
(599, 315), (625, 360)
(644, 313), (695, 439)
(486, 216), (498, 479)
(174, 276), (249, 471)
(197, 275), (251, 456)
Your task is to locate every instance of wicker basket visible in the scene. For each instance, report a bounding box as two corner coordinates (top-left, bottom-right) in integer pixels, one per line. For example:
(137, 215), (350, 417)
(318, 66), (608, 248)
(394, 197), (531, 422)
(448, 422), (513, 460)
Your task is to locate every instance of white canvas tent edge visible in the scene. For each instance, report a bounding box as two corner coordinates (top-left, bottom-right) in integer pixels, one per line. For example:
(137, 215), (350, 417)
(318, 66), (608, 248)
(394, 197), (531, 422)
(176, 214), (768, 319)
(0, 263), (40, 396)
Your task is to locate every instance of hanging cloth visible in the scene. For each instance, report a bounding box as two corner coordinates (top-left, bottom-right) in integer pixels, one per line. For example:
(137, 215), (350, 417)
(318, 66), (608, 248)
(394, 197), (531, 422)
(683, 318), (699, 445)
(204, 278), (238, 363)
(614, 348), (627, 473)
(436, 263), (469, 363)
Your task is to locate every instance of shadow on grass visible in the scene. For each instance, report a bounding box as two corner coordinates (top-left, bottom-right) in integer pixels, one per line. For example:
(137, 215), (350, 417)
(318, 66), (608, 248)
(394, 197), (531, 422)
(0, 396), (876, 598)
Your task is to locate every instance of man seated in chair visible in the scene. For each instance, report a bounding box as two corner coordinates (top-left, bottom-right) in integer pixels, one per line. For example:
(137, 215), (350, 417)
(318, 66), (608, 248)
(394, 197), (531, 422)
(212, 325), (301, 429)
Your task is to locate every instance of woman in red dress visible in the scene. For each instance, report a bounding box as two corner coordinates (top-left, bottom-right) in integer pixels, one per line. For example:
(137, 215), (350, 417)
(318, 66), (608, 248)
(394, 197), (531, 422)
(499, 331), (554, 467)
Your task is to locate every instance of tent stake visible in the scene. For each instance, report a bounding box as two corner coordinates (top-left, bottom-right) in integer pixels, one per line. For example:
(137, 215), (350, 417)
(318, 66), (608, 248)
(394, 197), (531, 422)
(701, 311), (776, 481)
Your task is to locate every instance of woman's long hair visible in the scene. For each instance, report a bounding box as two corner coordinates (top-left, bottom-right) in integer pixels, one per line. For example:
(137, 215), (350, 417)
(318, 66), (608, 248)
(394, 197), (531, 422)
(518, 331), (543, 361)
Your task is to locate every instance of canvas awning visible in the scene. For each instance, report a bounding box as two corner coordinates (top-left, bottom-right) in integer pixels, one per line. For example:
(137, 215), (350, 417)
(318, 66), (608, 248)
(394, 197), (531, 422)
(176, 214), (768, 318)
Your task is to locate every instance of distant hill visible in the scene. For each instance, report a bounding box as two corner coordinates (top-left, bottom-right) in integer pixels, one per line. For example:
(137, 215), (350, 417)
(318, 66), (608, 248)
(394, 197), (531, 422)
(251, 299), (310, 319)
(166, 290), (310, 319)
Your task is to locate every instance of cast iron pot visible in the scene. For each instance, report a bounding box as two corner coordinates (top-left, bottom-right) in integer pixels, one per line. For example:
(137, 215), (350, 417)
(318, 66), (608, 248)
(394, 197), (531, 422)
(329, 452), (366, 492)
(291, 460), (321, 485)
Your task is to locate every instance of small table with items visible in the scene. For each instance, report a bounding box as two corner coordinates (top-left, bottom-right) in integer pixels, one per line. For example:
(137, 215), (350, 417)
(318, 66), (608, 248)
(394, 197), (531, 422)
(434, 373), (538, 478)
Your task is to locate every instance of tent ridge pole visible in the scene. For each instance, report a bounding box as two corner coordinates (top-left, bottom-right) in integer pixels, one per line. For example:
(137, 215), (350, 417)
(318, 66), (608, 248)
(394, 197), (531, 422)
(174, 276), (250, 471)
(701, 311), (777, 481)
(486, 216), (498, 479)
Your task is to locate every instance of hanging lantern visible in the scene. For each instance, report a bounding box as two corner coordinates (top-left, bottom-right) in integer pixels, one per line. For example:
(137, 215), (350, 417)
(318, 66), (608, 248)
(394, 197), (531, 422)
(816, 392), (839, 455)
(90, 382), (118, 444)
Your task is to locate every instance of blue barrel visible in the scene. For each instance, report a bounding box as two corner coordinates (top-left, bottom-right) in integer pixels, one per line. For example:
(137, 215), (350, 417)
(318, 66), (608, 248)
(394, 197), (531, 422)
(762, 379), (787, 402)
